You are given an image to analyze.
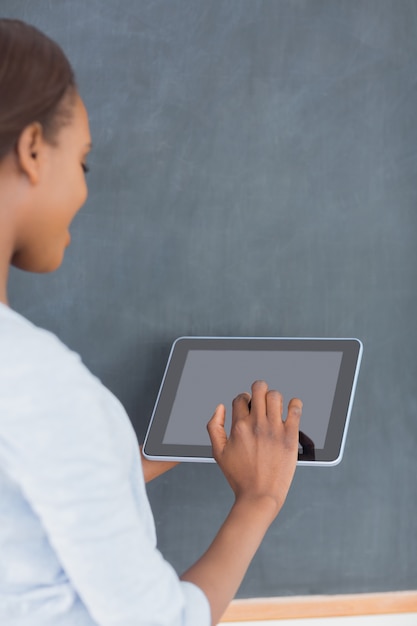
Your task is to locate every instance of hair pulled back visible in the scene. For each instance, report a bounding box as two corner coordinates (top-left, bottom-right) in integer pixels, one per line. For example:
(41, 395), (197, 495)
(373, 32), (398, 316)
(0, 19), (76, 161)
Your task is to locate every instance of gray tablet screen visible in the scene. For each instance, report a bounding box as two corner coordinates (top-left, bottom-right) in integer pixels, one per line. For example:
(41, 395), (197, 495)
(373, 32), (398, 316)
(162, 350), (343, 448)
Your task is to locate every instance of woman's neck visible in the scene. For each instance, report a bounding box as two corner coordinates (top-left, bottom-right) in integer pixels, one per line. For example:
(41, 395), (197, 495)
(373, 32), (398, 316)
(0, 217), (16, 306)
(0, 158), (23, 306)
(0, 203), (14, 305)
(0, 233), (11, 305)
(0, 282), (9, 306)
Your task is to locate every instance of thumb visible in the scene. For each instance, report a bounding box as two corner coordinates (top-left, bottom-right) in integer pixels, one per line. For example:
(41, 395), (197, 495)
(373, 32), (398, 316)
(207, 404), (227, 458)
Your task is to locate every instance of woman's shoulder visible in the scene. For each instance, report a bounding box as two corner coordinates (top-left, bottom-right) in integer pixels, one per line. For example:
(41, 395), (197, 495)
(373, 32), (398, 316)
(0, 304), (131, 457)
(0, 303), (90, 388)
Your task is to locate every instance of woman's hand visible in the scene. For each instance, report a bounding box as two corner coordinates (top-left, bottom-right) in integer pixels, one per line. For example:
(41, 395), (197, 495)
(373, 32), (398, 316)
(181, 381), (302, 624)
(207, 380), (302, 517)
(139, 446), (179, 483)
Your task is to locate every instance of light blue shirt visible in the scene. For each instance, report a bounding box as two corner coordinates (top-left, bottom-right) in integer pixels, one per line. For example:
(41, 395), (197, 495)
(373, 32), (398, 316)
(0, 304), (210, 626)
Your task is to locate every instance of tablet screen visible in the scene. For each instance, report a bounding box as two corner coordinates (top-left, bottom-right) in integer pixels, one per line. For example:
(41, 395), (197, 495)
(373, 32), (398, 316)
(162, 350), (342, 448)
(143, 337), (363, 465)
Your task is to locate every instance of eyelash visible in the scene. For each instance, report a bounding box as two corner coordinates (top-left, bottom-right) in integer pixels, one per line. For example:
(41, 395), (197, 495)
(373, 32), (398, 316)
(82, 163), (90, 174)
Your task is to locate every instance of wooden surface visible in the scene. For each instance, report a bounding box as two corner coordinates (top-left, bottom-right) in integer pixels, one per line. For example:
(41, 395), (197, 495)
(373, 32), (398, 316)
(220, 590), (417, 622)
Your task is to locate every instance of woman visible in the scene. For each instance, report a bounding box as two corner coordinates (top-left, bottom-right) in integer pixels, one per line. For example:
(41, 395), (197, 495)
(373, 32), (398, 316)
(0, 19), (302, 626)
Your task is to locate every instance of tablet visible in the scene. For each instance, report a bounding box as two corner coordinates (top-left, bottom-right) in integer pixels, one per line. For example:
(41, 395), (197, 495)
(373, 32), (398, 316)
(143, 337), (363, 466)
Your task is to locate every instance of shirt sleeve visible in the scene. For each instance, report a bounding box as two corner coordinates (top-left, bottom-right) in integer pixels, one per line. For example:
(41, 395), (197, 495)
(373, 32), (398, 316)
(0, 336), (210, 626)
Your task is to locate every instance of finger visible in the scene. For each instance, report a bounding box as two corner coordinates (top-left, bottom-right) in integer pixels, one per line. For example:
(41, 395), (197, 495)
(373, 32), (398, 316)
(207, 404), (227, 457)
(231, 392), (251, 423)
(265, 389), (283, 422)
(250, 380), (269, 418)
(285, 398), (303, 435)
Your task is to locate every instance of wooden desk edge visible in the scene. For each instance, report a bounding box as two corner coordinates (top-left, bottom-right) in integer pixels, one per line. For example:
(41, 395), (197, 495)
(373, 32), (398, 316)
(220, 590), (417, 622)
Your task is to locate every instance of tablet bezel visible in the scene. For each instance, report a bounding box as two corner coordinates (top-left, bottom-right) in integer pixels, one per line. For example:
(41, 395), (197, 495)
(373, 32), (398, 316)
(143, 337), (363, 466)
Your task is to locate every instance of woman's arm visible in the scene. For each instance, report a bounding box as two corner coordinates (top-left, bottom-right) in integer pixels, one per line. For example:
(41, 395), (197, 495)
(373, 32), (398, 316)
(181, 381), (302, 626)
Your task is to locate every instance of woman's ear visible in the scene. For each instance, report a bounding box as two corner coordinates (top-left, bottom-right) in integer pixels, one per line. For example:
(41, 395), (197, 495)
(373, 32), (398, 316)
(15, 122), (44, 184)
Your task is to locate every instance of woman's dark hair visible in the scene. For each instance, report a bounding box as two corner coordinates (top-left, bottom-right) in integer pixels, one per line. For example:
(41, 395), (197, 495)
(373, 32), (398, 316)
(0, 19), (76, 161)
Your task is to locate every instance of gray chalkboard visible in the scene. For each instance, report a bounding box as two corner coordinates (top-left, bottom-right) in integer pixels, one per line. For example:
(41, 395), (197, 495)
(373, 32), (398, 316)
(2, 0), (417, 598)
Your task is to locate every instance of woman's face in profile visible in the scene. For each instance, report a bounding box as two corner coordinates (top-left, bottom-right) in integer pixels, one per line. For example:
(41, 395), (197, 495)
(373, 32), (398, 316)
(12, 95), (92, 273)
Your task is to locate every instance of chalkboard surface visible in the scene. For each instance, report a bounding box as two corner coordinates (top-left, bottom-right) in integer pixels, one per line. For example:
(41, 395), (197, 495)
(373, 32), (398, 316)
(2, 0), (417, 597)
